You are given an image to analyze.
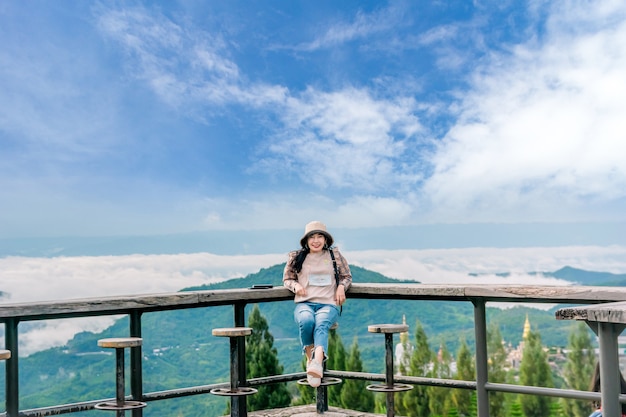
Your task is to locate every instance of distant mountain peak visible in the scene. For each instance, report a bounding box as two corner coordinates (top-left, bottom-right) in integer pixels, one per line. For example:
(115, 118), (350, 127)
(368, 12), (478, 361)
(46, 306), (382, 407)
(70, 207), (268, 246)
(549, 266), (626, 286)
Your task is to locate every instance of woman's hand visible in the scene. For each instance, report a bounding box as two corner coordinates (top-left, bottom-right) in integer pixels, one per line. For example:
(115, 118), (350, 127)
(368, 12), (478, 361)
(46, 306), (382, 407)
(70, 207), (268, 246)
(295, 283), (307, 296)
(335, 284), (346, 306)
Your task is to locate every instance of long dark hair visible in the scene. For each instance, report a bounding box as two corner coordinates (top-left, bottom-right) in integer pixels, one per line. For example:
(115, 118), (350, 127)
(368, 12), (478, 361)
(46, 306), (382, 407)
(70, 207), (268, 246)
(290, 243), (331, 273)
(291, 248), (309, 273)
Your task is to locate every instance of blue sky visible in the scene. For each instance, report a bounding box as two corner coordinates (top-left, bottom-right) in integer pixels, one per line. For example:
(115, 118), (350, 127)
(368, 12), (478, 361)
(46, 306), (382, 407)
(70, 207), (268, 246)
(1, 0), (626, 245)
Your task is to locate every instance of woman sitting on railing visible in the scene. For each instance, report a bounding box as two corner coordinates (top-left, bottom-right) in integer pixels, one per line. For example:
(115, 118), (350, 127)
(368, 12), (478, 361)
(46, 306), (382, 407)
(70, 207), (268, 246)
(588, 362), (626, 417)
(283, 221), (352, 388)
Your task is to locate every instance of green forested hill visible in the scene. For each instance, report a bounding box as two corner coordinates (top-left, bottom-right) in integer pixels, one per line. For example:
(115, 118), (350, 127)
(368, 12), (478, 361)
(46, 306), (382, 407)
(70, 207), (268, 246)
(3, 264), (601, 416)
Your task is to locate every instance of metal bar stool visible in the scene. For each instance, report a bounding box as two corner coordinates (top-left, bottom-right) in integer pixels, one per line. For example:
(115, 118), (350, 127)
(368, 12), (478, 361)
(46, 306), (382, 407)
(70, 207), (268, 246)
(366, 324), (413, 417)
(210, 327), (257, 417)
(95, 338), (146, 417)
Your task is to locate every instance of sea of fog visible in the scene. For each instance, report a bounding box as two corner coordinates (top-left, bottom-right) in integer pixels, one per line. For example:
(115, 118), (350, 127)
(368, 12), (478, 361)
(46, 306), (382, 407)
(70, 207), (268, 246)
(2, 245), (626, 355)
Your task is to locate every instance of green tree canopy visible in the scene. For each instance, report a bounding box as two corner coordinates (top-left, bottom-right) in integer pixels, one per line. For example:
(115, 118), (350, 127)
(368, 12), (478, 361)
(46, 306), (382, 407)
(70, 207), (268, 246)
(561, 322), (596, 417)
(397, 320), (432, 417)
(340, 336), (374, 412)
(452, 339), (475, 416)
(487, 323), (508, 417)
(519, 329), (554, 417)
(327, 326), (348, 406)
(428, 341), (452, 416)
(246, 304), (291, 411)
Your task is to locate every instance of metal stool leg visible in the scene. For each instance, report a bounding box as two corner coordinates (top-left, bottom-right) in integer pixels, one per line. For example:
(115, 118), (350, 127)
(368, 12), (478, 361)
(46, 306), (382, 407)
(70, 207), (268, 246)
(366, 324), (413, 417)
(114, 347), (125, 417)
(95, 338), (146, 416)
(210, 328), (258, 417)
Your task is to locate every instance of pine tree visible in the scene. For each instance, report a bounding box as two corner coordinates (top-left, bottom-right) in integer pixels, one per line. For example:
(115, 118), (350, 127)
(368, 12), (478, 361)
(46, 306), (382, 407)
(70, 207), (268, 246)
(519, 329), (554, 417)
(509, 399), (524, 417)
(428, 341), (452, 416)
(550, 400), (565, 417)
(452, 339), (475, 416)
(340, 337), (375, 412)
(397, 320), (432, 417)
(447, 407), (460, 417)
(561, 322), (596, 417)
(468, 392), (477, 417)
(487, 324), (508, 417)
(245, 305), (291, 411)
(398, 319), (413, 376)
(374, 394), (386, 414)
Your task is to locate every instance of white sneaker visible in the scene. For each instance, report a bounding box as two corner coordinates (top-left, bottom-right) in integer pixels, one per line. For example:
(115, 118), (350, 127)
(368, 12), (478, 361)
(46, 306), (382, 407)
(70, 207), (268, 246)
(306, 360), (322, 387)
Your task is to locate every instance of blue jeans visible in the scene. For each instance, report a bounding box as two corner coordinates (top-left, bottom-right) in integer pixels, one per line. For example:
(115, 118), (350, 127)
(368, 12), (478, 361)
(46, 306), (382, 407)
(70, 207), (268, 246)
(294, 302), (340, 359)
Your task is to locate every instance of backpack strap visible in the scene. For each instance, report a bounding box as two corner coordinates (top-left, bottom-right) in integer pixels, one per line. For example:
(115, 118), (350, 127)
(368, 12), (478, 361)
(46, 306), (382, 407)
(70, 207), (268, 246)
(329, 248), (340, 287)
(329, 248), (342, 315)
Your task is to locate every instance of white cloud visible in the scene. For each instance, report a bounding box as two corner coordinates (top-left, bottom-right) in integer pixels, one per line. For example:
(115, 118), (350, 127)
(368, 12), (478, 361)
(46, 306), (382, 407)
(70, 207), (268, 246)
(0, 252), (284, 303)
(348, 245), (626, 282)
(0, 251), (285, 355)
(423, 0), (626, 223)
(3, 245), (625, 355)
(261, 87), (424, 191)
(19, 317), (118, 356)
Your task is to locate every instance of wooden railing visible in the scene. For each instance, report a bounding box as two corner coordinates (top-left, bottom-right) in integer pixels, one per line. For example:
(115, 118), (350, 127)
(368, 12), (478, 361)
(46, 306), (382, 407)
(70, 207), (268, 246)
(3, 283), (626, 417)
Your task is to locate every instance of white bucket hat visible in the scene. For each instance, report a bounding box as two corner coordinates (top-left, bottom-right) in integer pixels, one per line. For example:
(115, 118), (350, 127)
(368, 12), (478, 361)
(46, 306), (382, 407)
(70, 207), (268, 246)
(300, 221), (334, 248)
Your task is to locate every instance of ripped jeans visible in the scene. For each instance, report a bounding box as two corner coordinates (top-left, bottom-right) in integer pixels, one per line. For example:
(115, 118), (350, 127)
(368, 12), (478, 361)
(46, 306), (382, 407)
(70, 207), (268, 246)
(294, 302), (340, 359)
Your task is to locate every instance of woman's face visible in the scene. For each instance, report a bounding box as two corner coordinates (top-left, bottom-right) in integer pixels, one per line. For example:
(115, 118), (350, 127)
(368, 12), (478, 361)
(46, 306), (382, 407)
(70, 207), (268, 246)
(307, 233), (326, 253)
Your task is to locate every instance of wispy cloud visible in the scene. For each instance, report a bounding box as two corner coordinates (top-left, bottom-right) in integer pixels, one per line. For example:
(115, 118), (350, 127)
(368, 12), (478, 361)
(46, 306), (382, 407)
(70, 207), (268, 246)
(258, 87), (424, 192)
(98, 7), (233, 108)
(96, 6), (426, 195)
(97, 6), (287, 113)
(291, 4), (408, 51)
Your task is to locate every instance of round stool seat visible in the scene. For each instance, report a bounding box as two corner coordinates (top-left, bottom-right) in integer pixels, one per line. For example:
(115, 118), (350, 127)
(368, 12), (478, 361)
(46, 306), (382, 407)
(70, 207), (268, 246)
(212, 327), (252, 337)
(366, 383), (413, 393)
(95, 400), (147, 411)
(210, 386), (258, 397)
(0, 349), (11, 360)
(368, 324), (408, 334)
(98, 337), (143, 348)
(291, 411), (347, 417)
(297, 376), (342, 387)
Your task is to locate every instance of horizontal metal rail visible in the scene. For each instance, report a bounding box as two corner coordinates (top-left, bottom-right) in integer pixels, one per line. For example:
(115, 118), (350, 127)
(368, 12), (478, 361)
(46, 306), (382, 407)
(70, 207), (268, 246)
(3, 284), (626, 417)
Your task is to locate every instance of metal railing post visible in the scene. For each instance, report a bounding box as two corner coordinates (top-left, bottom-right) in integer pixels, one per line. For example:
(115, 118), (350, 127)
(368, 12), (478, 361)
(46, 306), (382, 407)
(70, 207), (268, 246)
(598, 322), (624, 417)
(472, 299), (490, 417)
(233, 302), (248, 417)
(4, 318), (19, 417)
(130, 311), (144, 417)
